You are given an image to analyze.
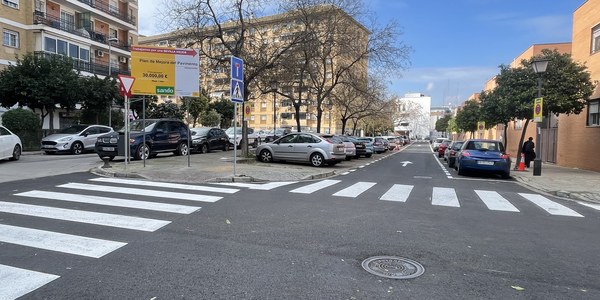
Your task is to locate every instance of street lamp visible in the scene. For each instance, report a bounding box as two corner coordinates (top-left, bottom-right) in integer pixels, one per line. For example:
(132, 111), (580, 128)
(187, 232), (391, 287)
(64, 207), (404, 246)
(107, 37), (118, 127)
(270, 81), (278, 135)
(531, 58), (550, 176)
(326, 100), (333, 134)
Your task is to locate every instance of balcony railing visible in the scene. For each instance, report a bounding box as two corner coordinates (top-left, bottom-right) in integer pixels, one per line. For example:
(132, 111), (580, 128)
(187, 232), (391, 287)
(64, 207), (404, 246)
(76, 0), (136, 25)
(34, 12), (130, 51)
(34, 51), (130, 77)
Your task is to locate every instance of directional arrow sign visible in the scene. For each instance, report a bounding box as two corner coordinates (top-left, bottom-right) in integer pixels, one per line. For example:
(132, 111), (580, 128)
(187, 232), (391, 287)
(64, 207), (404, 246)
(400, 161), (413, 167)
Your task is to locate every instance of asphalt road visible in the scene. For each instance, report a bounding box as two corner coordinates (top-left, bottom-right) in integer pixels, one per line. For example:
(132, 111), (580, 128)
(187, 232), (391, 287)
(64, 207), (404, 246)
(1, 143), (599, 299)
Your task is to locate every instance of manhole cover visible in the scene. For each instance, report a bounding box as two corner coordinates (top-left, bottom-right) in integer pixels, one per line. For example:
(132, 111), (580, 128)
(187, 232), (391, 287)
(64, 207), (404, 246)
(361, 256), (425, 279)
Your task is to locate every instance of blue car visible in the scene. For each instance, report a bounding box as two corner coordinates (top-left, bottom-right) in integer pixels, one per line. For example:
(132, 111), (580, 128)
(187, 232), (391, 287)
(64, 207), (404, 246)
(455, 139), (511, 179)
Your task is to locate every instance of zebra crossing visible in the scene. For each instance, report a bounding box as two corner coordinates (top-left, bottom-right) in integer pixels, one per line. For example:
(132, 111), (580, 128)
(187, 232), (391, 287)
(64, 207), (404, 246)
(218, 179), (598, 218)
(0, 177), (238, 300)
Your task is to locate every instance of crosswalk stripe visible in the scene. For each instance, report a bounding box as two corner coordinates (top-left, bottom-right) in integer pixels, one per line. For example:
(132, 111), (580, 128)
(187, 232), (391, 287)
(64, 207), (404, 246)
(518, 193), (584, 217)
(15, 190), (201, 214)
(290, 180), (341, 194)
(0, 202), (171, 232)
(0, 264), (60, 300)
(90, 177), (239, 194)
(0, 224), (127, 258)
(215, 181), (297, 190)
(475, 190), (520, 212)
(380, 184), (413, 202)
(58, 183), (222, 203)
(432, 187), (460, 207)
(333, 182), (376, 198)
(578, 201), (600, 211)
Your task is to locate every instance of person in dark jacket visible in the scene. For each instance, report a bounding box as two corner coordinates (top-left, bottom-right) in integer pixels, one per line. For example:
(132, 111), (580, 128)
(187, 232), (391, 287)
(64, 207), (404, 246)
(522, 137), (536, 168)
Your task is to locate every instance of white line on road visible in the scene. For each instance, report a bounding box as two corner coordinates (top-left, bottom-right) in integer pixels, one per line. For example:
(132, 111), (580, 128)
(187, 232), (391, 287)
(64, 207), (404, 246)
(333, 182), (376, 198)
(90, 177), (239, 193)
(0, 202), (171, 231)
(577, 201), (600, 211)
(15, 190), (201, 214)
(58, 183), (222, 203)
(432, 187), (460, 207)
(0, 264), (60, 300)
(290, 180), (341, 194)
(518, 193), (583, 217)
(475, 190), (520, 212)
(380, 184), (414, 202)
(0, 224), (127, 258)
(214, 181), (297, 190)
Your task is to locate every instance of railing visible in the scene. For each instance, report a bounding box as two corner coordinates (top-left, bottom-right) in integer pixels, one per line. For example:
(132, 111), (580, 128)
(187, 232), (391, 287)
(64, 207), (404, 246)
(76, 0), (136, 25)
(34, 51), (130, 77)
(33, 12), (130, 51)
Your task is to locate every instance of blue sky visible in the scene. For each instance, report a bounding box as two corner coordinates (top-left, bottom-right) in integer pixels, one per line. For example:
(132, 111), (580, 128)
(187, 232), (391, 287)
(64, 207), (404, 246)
(138, 0), (583, 106)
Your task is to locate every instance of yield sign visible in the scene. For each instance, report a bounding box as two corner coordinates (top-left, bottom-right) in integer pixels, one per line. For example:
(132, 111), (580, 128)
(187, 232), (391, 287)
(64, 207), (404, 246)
(118, 75), (136, 97)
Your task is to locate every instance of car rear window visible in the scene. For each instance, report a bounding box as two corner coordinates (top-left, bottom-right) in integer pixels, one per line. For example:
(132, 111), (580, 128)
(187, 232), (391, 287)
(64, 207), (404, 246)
(466, 141), (504, 152)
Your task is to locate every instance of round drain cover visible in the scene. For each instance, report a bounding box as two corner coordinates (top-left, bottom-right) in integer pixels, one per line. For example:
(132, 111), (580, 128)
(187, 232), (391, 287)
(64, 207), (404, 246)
(361, 256), (425, 279)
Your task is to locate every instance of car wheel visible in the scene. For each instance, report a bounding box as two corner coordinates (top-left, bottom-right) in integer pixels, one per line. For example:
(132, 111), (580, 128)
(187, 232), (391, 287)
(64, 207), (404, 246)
(259, 149), (273, 163)
(135, 143), (150, 160)
(176, 142), (189, 156)
(366, 154), (372, 158)
(200, 143), (209, 154)
(71, 142), (84, 155)
(10, 144), (21, 161)
(311, 153), (325, 167)
(501, 171), (511, 179)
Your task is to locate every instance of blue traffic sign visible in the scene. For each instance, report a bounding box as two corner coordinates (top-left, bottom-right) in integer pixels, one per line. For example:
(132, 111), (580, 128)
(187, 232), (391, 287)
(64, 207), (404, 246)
(230, 79), (244, 103)
(231, 56), (244, 81)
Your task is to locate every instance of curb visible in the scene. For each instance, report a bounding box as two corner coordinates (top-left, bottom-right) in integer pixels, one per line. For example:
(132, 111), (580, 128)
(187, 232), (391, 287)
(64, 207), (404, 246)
(90, 167), (145, 179)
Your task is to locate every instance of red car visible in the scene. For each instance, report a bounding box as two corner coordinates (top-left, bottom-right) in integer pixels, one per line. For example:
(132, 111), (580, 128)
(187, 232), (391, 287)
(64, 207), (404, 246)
(437, 140), (452, 158)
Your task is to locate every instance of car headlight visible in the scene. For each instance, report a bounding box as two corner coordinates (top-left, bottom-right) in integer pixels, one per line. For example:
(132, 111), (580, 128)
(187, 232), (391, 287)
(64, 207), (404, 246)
(58, 137), (73, 142)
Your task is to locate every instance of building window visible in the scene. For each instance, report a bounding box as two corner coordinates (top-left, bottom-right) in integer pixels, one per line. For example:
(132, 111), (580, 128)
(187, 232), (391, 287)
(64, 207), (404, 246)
(109, 0), (118, 14)
(593, 25), (600, 54)
(109, 28), (117, 39)
(57, 40), (68, 55)
(588, 100), (599, 126)
(3, 29), (19, 48)
(44, 37), (57, 53)
(60, 11), (75, 32)
(80, 48), (90, 62)
(2, 0), (19, 9)
(69, 44), (79, 59)
(260, 115), (267, 121)
(261, 101), (267, 108)
(250, 115), (255, 121)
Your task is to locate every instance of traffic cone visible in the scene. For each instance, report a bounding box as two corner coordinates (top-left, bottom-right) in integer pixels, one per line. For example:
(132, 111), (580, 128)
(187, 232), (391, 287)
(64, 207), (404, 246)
(517, 153), (526, 171)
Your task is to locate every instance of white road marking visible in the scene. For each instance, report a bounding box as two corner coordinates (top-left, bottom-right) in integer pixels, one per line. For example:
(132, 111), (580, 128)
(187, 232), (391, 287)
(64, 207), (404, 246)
(475, 190), (520, 212)
(340, 172), (350, 175)
(58, 183), (222, 203)
(380, 184), (414, 202)
(290, 180), (341, 194)
(578, 201), (600, 211)
(90, 177), (239, 193)
(0, 202), (170, 232)
(0, 224), (126, 258)
(0, 264), (60, 300)
(15, 190), (200, 214)
(333, 182), (376, 198)
(432, 187), (460, 207)
(214, 181), (297, 190)
(518, 193), (583, 217)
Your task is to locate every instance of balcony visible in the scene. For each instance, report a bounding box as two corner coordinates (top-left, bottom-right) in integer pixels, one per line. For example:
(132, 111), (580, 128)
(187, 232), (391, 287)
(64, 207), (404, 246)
(34, 12), (130, 51)
(76, 0), (136, 26)
(34, 51), (130, 77)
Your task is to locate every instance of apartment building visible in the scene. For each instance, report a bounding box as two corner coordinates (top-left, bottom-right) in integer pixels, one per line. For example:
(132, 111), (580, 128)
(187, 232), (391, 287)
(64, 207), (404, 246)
(1, 0), (137, 75)
(138, 6), (369, 134)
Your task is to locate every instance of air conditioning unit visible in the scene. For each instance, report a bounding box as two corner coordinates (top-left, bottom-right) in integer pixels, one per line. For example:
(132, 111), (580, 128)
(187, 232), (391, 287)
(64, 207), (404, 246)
(119, 56), (127, 63)
(95, 50), (104, 57)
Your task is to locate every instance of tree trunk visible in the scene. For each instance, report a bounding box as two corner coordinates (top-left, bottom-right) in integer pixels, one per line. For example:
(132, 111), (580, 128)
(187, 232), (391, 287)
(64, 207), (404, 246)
(48, 107), (55, 130)
(316, 106), (323, 133)
(514, 119), (531, 170)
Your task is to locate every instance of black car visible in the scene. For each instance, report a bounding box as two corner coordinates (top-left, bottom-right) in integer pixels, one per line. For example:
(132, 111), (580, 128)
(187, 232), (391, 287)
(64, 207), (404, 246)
(190, 127), (229, 153)
(95, 119), (190, 160)
(342, 136), (368, 158)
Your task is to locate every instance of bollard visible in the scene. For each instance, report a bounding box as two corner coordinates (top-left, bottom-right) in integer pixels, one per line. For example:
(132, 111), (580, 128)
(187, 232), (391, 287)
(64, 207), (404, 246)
(102, 157), (112, 169)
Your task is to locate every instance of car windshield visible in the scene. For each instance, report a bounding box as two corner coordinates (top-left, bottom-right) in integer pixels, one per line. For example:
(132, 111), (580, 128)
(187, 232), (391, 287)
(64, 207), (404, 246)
(58, 125), (88, 134)
(192, 128), (211, 136)
(121, 120), (157, 133)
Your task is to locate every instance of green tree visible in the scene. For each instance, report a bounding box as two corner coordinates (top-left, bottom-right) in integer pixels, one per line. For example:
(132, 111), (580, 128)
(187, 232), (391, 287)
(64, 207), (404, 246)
(0, 53), (80, 130)
(181, 90), (210, 127)
(200, 109), (222, 127)
(1, 108), (41, 151)
(447, 117), (458, 136)
(146, 102), (185, 119)
(129, 95), (158, 119)
(455, 100), (480, 138)
(208, 98), (235, 128)
(435, 114), (452, 135)
(78, 76), (121, 125)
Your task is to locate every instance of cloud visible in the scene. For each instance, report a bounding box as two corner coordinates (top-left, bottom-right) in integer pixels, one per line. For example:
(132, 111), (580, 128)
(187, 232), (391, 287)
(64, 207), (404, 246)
(426, 82), (434, 91)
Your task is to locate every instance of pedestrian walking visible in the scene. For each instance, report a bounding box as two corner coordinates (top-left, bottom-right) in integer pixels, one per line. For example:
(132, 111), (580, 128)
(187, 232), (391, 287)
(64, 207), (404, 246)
(522, 137), (536, 168)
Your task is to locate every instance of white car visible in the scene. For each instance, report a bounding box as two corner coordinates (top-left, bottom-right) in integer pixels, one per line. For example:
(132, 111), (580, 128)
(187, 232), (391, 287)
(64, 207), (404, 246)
(42, 124), (113, 155)
(0, 125), (22, 161)
(226, 127), (259, 148)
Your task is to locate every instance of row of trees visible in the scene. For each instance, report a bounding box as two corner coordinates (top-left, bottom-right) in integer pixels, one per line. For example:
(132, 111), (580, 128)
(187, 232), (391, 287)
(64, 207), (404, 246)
(437, 49), (595, 162)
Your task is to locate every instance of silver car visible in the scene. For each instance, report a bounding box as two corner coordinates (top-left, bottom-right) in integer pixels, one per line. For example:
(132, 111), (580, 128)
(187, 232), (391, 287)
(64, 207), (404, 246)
(42, 124), (113, 155)
(256, 132), (346, 167)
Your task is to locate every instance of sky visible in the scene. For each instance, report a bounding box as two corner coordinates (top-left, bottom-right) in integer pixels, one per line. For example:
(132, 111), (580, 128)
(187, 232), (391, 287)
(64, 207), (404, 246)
(137, 0), (583, 107)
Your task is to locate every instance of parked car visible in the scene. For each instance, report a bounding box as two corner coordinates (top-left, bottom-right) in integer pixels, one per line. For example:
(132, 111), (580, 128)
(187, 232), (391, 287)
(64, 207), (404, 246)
(355, 137), (374, 158)
(432, 138), (451, 151)
(95, 119), (190, 160)
(190, 127), (229, 153)
(263, 128), (292, 143)
(344, 136), (368, 158)
(370, 137), (387, 154)
(41, 124), (113, 155)
(444, 141), (465, 168)
(386, 137), (399, 150)
(322, 134), (356, 160)
(226, 127), (259, 148)
(256, 132), (346, 167)
(455, 139), (511, 179)
(437, 139), (452, 158)
(0, 125), (22, 161)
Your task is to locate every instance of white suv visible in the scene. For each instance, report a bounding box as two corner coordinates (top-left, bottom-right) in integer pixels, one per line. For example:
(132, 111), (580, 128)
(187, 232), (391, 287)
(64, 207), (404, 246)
(226, 127), (259, 148)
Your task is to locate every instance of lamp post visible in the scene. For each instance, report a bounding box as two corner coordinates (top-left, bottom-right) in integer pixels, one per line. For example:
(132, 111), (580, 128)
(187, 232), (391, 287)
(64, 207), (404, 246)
(531, 58), (550, 176)
(326, 100), (333, 134)
(270, 81), (278, 135)
(107, 37), (118, 127)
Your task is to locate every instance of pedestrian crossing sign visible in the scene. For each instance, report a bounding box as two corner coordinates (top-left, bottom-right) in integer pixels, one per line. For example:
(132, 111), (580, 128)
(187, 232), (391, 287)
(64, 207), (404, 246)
(231, 80), (244, 103)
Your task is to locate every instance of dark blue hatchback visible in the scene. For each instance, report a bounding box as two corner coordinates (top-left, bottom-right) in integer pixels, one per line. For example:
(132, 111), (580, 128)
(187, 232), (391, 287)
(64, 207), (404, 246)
(455, 139), (511, 179)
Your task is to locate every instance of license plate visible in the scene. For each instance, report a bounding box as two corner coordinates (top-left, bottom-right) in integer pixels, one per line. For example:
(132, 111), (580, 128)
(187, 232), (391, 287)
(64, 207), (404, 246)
(102, 147), (115, 151)
(478, 161), (494, 165)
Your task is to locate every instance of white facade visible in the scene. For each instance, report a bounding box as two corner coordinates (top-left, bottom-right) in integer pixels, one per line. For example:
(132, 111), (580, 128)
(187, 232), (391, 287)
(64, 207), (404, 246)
(394, 93), (431, 139)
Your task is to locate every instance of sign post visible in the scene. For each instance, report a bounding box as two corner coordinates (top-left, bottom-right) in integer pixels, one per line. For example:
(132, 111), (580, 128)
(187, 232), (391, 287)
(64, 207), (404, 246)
(118, 75), (135, 173)
(230, 56), (244, 177)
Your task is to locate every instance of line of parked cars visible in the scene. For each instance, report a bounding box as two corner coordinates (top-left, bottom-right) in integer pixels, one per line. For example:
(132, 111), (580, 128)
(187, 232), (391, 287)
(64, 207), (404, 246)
(436, 138), (511, 179)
